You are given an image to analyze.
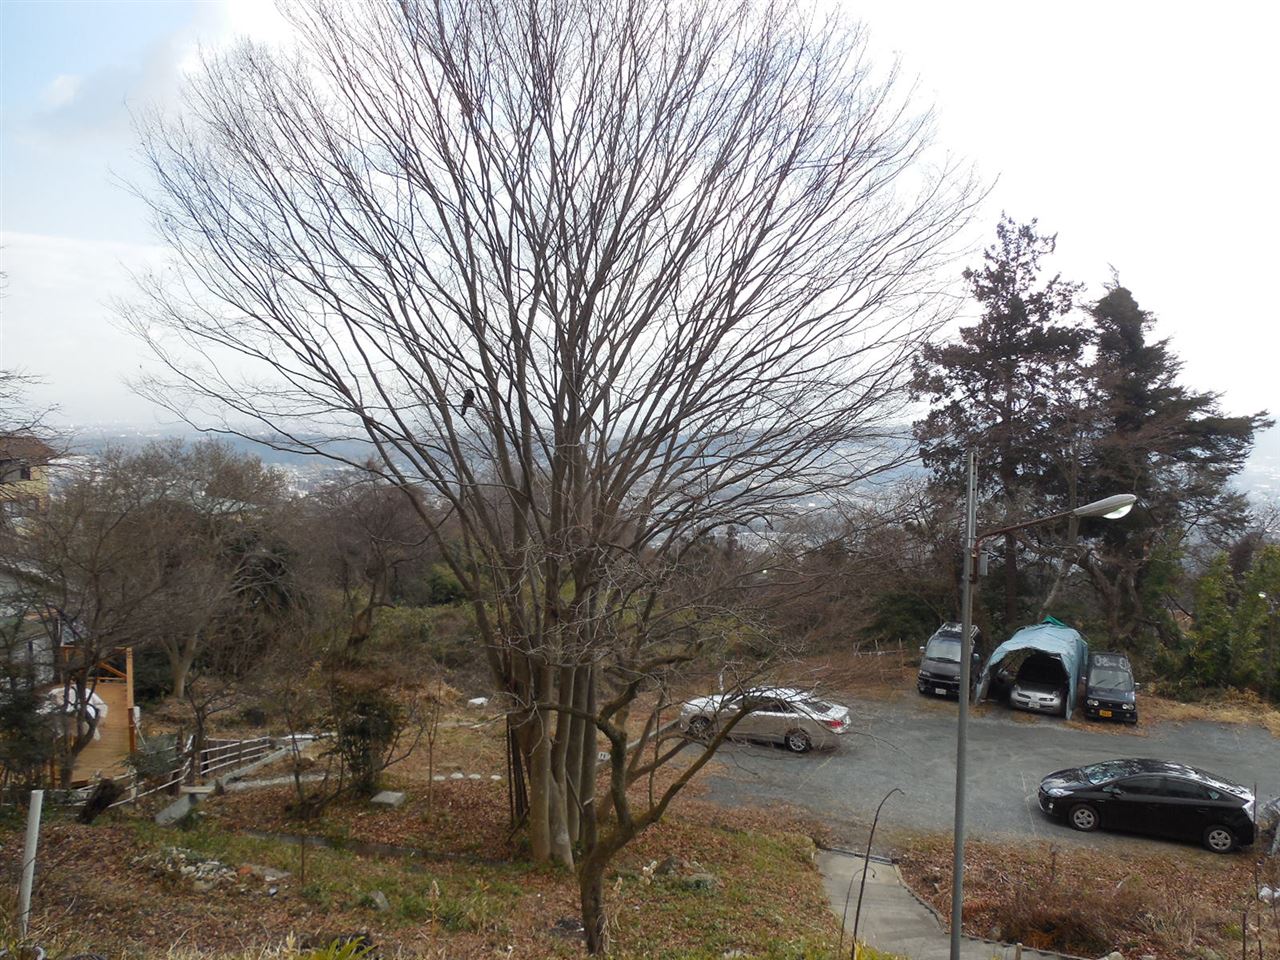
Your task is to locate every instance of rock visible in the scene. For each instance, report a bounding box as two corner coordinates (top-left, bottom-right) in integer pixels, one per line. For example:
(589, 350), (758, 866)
(1260, 886), (1276, 903)
(78, 778), (125, 824)
(549, 916), (585, 940)
(467, 696), (488, 708)
(432, 775), (446, 781)
(365, 890), (391, 912)
(155, 793), (199, 826)
(1101, 953), (1124, 960)
(370, 790), (407, 810)
(242, 863), (291, 883)
(467, 773), (481, 780)
(680, 872), (719, 892)
(489, 774), (501, 781)
(655, 856), (692, 877)
(449, 772), (465, 780)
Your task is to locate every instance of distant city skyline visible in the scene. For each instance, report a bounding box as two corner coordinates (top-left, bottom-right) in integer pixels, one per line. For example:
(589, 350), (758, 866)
(2, 1), (1277, 454)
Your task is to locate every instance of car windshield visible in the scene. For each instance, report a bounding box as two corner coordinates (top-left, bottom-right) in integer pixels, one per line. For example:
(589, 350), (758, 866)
(1079, 759), (1147, 784)
(802, 699), (834, 713)
(925, 635), (962, 662)
(1089, 667), (1134, 691)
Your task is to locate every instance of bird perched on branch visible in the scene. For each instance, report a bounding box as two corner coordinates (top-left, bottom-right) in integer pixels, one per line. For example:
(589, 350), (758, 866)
(460, 388), (475, 416)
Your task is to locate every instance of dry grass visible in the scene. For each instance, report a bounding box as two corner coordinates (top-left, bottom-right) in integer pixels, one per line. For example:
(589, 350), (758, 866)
(0, 709), (844, 960)
(897, 832), (1280, 959)
(1139, 688), (1280, 739)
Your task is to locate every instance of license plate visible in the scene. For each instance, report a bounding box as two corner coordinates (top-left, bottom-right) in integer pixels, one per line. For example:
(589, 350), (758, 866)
(1099, 709), (1113, 718)
(935, 687), (947, 695)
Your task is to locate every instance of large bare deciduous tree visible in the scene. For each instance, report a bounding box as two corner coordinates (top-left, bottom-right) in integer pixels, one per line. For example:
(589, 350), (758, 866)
(127, 0), (978, 949)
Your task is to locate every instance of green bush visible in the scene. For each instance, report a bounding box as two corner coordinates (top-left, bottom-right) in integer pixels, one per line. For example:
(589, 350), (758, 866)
(324, 681), (403, 797)
(423, 563), (466, 605)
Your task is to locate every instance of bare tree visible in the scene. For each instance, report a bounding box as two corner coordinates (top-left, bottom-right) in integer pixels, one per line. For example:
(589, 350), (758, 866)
(128, 438), (293, 698)
(127, 0), (978, 950)
(305, 475), (433, 650)
(0, 454), (167, 786)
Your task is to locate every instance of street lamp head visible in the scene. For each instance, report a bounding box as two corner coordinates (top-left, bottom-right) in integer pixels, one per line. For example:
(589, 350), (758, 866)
(1072, 493), (1137, 521)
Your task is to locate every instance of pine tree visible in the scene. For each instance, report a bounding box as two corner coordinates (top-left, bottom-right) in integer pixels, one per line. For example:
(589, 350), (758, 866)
(1073, 286), (1271, 651)
(913, 216), (1085, 630)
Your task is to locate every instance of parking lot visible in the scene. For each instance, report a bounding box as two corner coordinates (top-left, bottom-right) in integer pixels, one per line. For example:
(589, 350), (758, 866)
(701, 690), (1280, 851)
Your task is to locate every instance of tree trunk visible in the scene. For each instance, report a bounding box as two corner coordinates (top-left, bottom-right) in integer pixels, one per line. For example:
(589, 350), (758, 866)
(169, 633), (199, 701)
(1038, 515), (1080, 620)
(527, 703), (553, 862)
(580, 837), (622, 955)
(1004, 530), (1018, 628)
(564, 665), (590, 843)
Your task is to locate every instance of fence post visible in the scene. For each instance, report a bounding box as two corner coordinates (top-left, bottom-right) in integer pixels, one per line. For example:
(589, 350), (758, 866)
(17, 789), (44, 936)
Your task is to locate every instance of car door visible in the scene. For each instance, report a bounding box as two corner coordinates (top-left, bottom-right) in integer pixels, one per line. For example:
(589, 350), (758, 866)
(728, 694), (774, 741)
(1157, 776), (1215, 841)
(1103, 775), (1166, 834)
(751, 698), (799, 743)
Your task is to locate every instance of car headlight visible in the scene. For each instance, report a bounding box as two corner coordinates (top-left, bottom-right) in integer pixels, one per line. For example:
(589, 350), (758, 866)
(1086, 699), (1098, 707)
(1121, 703), (1134, 711)
(1047, 787), (1070, 798)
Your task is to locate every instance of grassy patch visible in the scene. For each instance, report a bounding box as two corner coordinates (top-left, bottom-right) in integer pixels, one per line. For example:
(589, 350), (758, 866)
(897, 832), (1279, 959)
(1140, 687), (1280, 738)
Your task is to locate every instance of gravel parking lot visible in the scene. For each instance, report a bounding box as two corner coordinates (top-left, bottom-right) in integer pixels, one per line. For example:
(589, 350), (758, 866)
(701, 691), (1280, 851)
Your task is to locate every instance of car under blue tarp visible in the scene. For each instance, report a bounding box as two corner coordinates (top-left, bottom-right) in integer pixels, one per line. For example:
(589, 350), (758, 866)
(976, 618), (1090, 717)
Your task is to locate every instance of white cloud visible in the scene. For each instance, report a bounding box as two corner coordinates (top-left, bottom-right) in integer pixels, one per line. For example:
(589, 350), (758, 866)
(39, 74), (82, 110)
(0, 232), (172, 425)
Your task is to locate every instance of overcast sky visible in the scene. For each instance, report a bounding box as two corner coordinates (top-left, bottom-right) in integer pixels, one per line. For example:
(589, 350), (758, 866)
(1, 0), (1276, 435)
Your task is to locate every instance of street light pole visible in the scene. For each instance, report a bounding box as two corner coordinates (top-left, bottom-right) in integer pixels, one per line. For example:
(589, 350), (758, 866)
(945, 458), (1135, 960)
(949, 451), (977, 960)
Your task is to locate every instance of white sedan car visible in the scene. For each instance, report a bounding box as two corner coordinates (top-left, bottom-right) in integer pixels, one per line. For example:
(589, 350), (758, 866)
(678, 686), (851, 753)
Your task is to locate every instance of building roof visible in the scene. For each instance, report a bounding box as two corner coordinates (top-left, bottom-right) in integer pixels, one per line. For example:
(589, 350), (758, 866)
(0, 434), (56, 463)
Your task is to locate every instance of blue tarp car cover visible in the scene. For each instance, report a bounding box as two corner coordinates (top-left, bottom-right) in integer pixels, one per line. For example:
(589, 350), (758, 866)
(976, 619), (1090, 717)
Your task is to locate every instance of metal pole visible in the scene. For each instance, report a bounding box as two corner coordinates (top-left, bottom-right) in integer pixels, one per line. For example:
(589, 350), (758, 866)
(950, 451), (977, 960)
(17, 788), (44, 937)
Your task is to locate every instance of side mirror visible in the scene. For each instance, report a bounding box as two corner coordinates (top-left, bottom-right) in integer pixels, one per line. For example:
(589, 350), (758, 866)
(972, 649), (981, 659)
(918, 646), (926, 655)
(1134, 682), (1142, 691)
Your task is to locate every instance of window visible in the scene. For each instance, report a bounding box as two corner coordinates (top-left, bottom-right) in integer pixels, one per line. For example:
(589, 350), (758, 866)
(1114, 776), (1165, 796)
(1161, 778), (1210, 800)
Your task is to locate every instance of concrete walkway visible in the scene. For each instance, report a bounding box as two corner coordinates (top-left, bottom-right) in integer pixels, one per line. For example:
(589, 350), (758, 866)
(816, 849), (1082, 960)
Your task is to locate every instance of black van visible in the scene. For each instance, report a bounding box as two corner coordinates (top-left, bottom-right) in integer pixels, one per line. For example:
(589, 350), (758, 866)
(1083, 651), (1138, 723)
(916, 622), (981, 698)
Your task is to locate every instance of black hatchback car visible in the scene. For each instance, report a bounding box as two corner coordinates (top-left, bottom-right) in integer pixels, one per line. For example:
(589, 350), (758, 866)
(1084, 652), (1138, 723)
(1038, 758), (1256, 852)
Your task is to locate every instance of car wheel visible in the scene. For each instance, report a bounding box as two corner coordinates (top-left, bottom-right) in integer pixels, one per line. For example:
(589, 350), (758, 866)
(1068, 803), (1099, 832)
(784, 730), (812, 754)
(1203, 824), (1236, 853)
(686, 716), (712, 741)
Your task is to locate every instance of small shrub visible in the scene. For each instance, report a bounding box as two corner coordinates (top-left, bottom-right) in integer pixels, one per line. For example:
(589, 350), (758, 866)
(300, 882), (332, 910)
(323, 680), (404, 797)
(298, 939), (375, 960)
(423, 564), (466, 605)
